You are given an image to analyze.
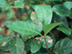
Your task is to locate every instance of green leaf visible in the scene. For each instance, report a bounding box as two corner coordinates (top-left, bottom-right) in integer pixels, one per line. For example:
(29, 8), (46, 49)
(3, 43), (9, 51)
(0, 0), (11, 8)
(53, 38), (72, 54)
(63, 1), (72, 10)
(53, 4), (71, 16)
(21, 34), (33, 41)
(32, 19), (43, 32)
(5, 9), (15, 19)
(57, 27), (71, 36)
(4, 21), (13, 26)
(46, 0), (62, 3)
(30, 40), (41, 53)
(0, 28), (4, 32)
(49, 32), (56, 45)
(69, 11), (72, 19)
(10, 37), (24, 54)
(53, 14), (69, 28)
(0, 0), (24, 8)
(25, 39), (31, 51)
(33, 5), (52, 25)
(13, 2), (24, 8)
(12, 0), (24, 8)
(25, 39), (41, 53)
(4, 21), (15, 37)
(7, 21), (41, 36)
(16, 0), (24, 2)
(40, 36), (53, 48)
(0, 34), (12, 46)
(30, 11), (43, 32)
(0, 0), (6, 7)
(5, 1), (11, 7)
(23, 50), (26, 54)
(53, 1), (62, 5)
(43, 22), (62, 35)
(31, 53), (47, 54)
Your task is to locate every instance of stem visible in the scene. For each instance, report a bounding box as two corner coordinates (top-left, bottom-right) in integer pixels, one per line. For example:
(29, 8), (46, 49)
(40, 35), (44, 38)
(44, 34), (51, 54)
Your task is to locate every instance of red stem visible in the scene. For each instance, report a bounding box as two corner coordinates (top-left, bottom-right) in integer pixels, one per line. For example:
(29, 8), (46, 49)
(44, 35), (51, 54)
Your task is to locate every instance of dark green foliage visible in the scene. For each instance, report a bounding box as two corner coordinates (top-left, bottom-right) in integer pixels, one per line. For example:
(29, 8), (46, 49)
(0, 0), (72, 54)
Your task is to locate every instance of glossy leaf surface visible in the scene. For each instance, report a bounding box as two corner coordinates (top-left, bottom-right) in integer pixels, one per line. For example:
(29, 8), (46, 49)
(53, 4), (70, 16)
(40, 36), (53, 48)
(64, 1), (72, 10)
(43, 22), (62, 35)
(7, 21), (41, 35)
(53, 14), (69, 28)
(10, 37), (24, 54)
(0, 34), (12, 46)
(57, 27), (71, 36)
(25, 39), (41, 53)
(53, 38), (72, 54)
(33, 5), (52, 25)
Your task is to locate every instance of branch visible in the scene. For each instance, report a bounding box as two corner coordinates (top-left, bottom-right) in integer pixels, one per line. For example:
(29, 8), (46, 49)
(44, 35), (51, 54)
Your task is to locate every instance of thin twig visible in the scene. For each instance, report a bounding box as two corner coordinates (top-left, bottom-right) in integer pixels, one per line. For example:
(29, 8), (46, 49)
(44, 34), (51, 54)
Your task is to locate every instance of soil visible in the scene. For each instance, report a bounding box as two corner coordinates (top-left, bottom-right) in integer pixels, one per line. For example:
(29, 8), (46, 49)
(0, 52), (11, 54)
